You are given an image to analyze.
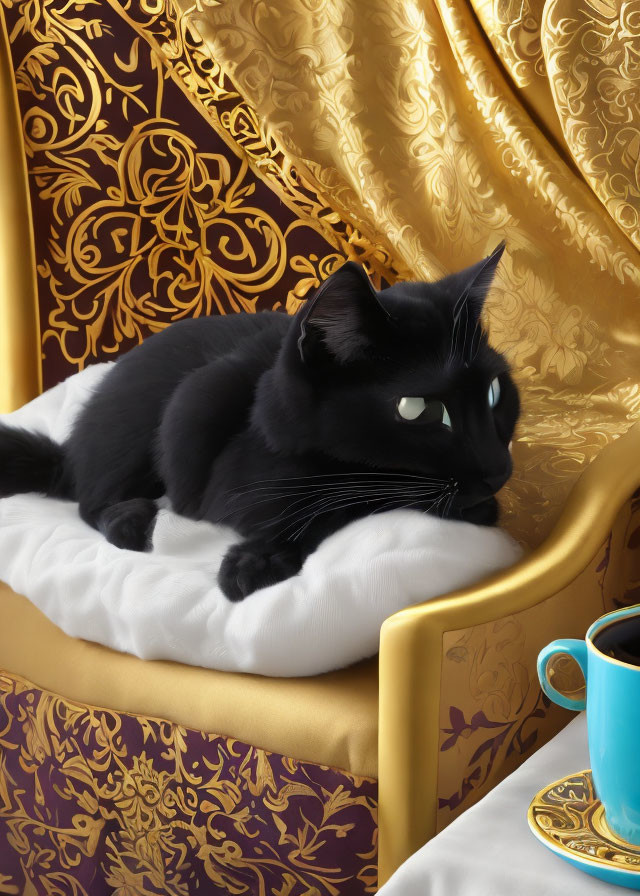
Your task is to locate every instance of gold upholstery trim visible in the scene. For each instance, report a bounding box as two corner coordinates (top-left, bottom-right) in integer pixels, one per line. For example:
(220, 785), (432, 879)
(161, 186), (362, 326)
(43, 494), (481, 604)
(0, 582), (378, 779)
(0, 9), (40, 411)
(378, 421), (640, 883)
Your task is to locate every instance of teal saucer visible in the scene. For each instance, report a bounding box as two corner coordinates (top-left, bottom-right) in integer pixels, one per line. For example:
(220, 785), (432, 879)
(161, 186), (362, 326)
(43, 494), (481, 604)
(528, 770), (640, 889)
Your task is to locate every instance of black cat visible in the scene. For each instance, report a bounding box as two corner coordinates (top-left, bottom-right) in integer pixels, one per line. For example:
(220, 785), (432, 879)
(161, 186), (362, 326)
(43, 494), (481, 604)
(0, 244), (519, 601)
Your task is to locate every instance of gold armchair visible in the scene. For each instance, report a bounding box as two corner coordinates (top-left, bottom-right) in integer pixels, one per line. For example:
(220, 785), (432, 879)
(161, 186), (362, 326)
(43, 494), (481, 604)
(1, 1), (640, 892)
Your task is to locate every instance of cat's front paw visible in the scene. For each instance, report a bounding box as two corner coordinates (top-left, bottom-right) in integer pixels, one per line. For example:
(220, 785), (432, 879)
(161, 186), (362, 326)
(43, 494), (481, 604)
(97, 498), (157, 550)
(218, 539), (302, 602)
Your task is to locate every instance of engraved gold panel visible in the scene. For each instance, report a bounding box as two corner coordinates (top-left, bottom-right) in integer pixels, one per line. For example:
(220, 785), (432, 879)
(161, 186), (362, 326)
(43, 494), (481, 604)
(0, 582), (379, 780)
(117, 0), (397, 281)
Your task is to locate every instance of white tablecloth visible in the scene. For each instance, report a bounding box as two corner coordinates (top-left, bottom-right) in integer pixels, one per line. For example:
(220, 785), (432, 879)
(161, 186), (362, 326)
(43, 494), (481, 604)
(379, 714), (623, 895)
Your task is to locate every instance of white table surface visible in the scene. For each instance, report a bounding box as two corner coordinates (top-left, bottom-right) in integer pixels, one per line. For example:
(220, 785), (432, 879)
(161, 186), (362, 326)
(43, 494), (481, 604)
(379, 714), (626, 895)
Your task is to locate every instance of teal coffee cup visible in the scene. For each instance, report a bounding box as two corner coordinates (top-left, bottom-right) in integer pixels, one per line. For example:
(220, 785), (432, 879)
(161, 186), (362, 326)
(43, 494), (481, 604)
(538, 605), (640, 844)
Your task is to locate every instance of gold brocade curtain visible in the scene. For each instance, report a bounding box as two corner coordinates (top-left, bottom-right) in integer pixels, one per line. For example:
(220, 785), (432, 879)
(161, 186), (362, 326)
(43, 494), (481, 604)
(180, 0), (640, 548)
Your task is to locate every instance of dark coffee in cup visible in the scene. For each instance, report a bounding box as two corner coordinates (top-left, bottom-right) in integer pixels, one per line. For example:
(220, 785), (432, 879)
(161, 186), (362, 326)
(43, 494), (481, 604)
(593, 615), (640, 666)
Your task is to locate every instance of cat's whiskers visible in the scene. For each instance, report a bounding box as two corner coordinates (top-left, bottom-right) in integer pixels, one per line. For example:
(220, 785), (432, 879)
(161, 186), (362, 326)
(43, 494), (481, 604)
(290, 489), (455, 541)
(374, 493), (448, 520)
(287, 485), (455, 541)
(269, 486), (449, 539)
(224, 478), (449, 508)
(266, 485), (450, 538)
(227, 480), (448, 505)
(228, 471), (451, 497)
(219, 470), (459, 540)
(231, 485), (440, 529)
(217, 480), (449, 528)
(223, 475), (451, 512)
(227, 481), (450, 504)
(440, 495), (450, 519)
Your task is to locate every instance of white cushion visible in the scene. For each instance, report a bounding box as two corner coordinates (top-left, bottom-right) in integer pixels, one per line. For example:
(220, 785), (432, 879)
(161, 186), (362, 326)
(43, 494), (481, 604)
(0, 365), (523, 676)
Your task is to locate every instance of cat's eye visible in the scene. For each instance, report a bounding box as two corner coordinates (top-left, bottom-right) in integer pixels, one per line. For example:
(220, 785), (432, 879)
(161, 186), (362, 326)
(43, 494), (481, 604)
(397, 397), (425, 420)
(397, 397), (452, 430)
(488, 377), (501, 409)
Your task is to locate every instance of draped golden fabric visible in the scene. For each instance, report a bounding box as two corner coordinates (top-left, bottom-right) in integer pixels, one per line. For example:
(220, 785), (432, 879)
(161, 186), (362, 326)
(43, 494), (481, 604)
(181, 0), (640, 548)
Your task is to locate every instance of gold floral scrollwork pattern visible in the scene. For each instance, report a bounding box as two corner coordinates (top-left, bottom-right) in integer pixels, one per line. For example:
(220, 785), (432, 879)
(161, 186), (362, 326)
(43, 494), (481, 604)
(45, 127), (295, 361)
(0, 671), (378, 895)
(543, 0), (640, 251)
(112, 0), (398, 281)
(439, 613), (552, 823)
(3, 0), (393, 386)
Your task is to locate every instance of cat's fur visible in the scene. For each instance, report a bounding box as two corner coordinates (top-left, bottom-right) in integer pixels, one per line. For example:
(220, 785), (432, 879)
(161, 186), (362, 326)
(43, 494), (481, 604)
(0, 246), (519, 601)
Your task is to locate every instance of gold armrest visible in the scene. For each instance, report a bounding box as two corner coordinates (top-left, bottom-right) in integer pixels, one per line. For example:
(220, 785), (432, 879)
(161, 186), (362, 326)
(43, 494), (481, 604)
(378, 421), (640, 884)
(0, 12), (40, 412)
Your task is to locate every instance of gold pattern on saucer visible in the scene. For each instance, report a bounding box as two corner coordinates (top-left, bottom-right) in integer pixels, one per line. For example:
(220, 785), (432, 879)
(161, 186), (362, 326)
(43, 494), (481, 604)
(528, 770), (640, 870)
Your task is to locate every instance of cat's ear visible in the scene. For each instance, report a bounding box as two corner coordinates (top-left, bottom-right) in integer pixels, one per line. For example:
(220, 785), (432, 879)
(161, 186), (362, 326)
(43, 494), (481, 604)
(446, 242), (505, 320)
(297, 262), (391, 365)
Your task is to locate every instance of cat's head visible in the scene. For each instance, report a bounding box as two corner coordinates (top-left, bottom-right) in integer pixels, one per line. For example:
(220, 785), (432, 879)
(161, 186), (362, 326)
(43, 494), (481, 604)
(258, 244), (519, 523)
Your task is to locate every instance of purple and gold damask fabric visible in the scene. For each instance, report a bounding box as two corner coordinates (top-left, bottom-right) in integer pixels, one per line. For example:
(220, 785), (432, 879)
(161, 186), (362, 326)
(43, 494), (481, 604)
(3, 0), (383, 389)
(0, 674), (378, 895)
